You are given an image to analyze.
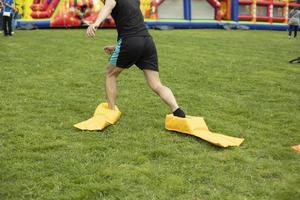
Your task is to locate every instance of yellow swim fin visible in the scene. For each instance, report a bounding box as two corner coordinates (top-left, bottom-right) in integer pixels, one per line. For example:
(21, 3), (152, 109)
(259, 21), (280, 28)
(292, 145), (300, 153)
(165, 114), (244, 147)
(74, 103), (121, 131)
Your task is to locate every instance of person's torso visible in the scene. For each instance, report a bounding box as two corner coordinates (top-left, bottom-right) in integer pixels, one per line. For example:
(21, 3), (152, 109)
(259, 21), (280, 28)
(4, 0), (14, 13)
(289, 10), (300, 25)
(111, 0), (149, 39)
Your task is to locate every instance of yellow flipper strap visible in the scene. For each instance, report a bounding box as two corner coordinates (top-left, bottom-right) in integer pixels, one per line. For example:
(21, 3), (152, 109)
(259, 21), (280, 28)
(93, 103), (121, 124)
(165, 114), (244, 147)
(74, 103), (122, 131)
(165, 114), (209, 134)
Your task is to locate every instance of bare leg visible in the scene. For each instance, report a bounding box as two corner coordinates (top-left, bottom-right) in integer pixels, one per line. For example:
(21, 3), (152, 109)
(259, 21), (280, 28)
(143, 69), (179, 112)
(105, 64), (124, 110)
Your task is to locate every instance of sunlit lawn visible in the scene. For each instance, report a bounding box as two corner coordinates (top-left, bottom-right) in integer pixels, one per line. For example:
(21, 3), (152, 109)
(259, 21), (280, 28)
(0, 29), (299, 200)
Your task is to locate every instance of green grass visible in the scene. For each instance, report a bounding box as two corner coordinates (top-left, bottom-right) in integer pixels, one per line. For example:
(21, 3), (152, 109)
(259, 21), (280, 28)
(0, 29), (299, 200)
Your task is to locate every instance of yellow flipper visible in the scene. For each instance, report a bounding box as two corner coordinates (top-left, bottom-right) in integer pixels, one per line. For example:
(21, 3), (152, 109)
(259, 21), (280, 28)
(165, 115), (244, 147)
(292, 145), (300, 153)
(74, 103), (122, 131)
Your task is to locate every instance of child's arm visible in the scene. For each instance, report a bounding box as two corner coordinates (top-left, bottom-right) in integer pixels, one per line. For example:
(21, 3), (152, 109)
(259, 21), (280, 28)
(86, 0), (116, 38)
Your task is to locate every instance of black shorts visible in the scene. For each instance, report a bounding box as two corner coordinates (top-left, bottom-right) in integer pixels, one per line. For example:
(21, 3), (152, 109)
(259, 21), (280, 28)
(109, 36), (158, 71)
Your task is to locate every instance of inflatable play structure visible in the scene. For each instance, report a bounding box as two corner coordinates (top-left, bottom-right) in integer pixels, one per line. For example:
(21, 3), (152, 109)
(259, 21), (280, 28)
(16, 0), (113, 28)
(16, 0), (300, 30)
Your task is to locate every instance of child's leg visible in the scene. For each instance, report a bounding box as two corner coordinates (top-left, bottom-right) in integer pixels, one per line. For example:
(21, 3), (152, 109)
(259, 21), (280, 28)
(288, 25), (293, 37)
(294, 25), (298, 38)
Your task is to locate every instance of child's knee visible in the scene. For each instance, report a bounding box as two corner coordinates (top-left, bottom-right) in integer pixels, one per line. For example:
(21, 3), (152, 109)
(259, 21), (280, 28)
(106, 65), (122, 77)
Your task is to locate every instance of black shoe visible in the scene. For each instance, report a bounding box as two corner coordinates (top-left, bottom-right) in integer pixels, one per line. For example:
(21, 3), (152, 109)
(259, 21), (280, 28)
(173, 107), (186, 118)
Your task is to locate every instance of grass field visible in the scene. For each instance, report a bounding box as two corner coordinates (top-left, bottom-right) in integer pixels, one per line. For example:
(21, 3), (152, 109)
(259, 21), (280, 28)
(0, 29), (299, 200)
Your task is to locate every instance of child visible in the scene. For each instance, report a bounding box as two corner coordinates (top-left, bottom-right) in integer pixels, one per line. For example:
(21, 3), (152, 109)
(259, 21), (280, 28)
(2, 0), (14, 36)
(86, 0), (186, 117)
(0, 0), (3, 33)
(288, 8), (300, 39)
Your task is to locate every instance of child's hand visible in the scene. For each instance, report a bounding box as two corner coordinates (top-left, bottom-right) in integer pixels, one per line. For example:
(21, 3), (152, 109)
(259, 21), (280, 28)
(86, 23), (98, 38)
